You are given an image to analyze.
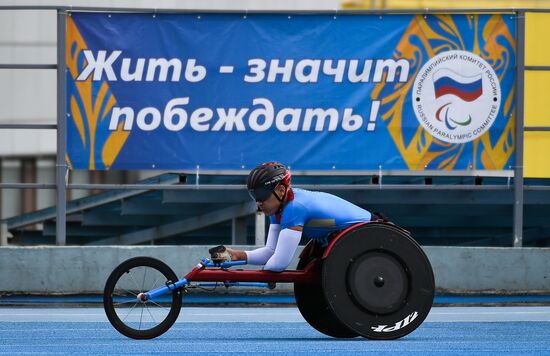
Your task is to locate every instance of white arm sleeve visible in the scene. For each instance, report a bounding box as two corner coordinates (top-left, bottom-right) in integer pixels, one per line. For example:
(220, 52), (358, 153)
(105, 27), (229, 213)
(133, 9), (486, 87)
(263, 228), (302, 272)
(245, 224), (280, 265)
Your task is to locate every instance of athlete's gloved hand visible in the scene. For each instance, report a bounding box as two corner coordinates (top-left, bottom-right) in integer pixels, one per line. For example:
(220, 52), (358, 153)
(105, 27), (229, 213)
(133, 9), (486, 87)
(209, 245), (232, 263)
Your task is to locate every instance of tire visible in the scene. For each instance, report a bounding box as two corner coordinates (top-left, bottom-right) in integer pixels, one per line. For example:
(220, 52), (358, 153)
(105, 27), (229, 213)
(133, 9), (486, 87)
(294, 252), (358, 338)
(103, 256), (183, 339)
(322, 223), (435, 340)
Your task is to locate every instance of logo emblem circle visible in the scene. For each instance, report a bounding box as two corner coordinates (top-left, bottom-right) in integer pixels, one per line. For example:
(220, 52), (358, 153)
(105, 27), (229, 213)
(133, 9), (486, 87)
(412, 50), (501, 144)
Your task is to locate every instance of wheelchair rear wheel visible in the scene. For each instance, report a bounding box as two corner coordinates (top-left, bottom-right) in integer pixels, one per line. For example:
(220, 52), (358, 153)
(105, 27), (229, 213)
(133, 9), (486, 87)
(322, 223), (435, 340)
(294, 251), (358, 338)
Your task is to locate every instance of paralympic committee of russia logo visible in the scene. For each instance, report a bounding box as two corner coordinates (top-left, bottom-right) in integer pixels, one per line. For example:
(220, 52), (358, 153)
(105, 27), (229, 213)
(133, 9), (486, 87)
(412, 50), (501, 144)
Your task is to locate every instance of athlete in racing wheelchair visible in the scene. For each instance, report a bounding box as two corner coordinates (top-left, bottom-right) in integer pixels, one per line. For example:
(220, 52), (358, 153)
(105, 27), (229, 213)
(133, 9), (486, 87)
(104, 162), (434, 340)
(209, 162), (434, 339)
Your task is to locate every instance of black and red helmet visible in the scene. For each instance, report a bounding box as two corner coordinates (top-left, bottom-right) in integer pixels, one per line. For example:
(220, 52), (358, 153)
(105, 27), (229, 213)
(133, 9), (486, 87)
(247, 162), (290, 202)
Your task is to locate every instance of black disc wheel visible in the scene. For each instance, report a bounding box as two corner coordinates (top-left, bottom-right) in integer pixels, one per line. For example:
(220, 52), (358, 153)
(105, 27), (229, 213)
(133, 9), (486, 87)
(323, 223), (435, 340)
(103, 257), (183, 339)
(294, 251), (358, 338)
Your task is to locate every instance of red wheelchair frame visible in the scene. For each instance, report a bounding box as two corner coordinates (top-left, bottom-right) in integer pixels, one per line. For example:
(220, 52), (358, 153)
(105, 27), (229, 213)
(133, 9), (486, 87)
(180, 223), (368, 286)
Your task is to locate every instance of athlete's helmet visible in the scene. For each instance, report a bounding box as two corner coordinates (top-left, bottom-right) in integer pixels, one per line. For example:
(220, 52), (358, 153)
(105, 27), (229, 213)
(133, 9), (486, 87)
(247, 162), (290, 202)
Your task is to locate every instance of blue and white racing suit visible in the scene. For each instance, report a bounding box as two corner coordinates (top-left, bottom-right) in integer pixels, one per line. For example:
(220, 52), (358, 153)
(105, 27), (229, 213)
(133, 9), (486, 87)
(245, 188), (372, 272)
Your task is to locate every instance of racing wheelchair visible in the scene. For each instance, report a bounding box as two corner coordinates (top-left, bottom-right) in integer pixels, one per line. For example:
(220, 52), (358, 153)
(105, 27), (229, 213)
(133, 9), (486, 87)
(103, 221), (435, 340)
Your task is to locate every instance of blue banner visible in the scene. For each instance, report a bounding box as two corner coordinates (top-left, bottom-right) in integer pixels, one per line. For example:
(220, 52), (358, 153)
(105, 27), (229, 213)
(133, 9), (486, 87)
(66, 13), (516, 170)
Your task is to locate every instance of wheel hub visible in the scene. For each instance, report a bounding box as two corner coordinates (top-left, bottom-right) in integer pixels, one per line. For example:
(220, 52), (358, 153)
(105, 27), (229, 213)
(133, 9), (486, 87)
(346, 251), (409, 315)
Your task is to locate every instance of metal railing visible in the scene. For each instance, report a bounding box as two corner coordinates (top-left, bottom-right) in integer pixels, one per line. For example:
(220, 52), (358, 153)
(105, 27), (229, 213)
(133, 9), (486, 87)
(0, 7), (64, 245)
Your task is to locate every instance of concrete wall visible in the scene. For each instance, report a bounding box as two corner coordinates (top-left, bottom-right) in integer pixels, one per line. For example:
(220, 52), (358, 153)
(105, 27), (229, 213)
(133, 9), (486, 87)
(0, 246), (549, 294)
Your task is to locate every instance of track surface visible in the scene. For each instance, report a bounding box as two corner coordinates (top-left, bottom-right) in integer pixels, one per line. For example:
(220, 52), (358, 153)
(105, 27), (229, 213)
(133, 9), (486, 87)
(1, 307), (549, 355)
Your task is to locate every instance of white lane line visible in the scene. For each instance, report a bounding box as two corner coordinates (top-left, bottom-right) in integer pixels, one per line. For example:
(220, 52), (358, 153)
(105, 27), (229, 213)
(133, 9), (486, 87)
(190, 313), (292, 316)
(434, 311), (550, 315)
(1, 307), (550, 323)
(0, 313), (104, 316)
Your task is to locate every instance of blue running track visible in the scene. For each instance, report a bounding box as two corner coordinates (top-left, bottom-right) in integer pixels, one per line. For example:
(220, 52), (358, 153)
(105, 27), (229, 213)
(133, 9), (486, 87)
(0, 307), (549, 355)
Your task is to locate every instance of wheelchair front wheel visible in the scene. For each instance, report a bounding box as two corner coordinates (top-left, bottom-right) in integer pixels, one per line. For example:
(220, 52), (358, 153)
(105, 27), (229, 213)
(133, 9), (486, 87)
(103, 256), (183, 339)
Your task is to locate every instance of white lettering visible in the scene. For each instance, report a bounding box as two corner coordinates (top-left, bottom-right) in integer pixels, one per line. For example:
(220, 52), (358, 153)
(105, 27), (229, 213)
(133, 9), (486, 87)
(163, 97), (189, 131)
(212, 108), (248, 131)
(303, 108), (339, 131)
(184, 59), (206, 82)
(373, 59), (409, 83)
(249, 98), (274, 132)
(121, 58), (145, 81)
(267, 59), (294, 83)
(295, 59), (321, 83)
(136, 107), (161, 131)
(109, 97), (369, 133)
(190, 108), (214, 132)
(275, 108), (301, 132)
(348, 59), (373, 83)
(77, 50), (121, 81)
(371, 311), (419, 333)
(244, 59), (266, 83)
(146, 58), (182, 82)
(342, 108), (363, 131)
(109, 107), (134, 131)
(323, 59), (347, 83)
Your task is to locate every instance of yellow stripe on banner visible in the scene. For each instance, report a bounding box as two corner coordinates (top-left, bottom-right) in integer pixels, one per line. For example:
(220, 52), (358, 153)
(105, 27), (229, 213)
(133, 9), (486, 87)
(525, 71), (550, 125)
(525, 132), (550, 178)
(343, 0), (550, 9)
(526, 12), (550, 66)
(70, 96), (86, 146)
(102, 121), (130, 169)
(65, 154), (73, 171)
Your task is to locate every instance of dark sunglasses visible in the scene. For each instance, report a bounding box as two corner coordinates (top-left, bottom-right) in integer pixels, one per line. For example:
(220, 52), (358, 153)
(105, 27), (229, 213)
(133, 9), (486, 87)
(248, 187), (273, 202)
(248, 183), (280, 202)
